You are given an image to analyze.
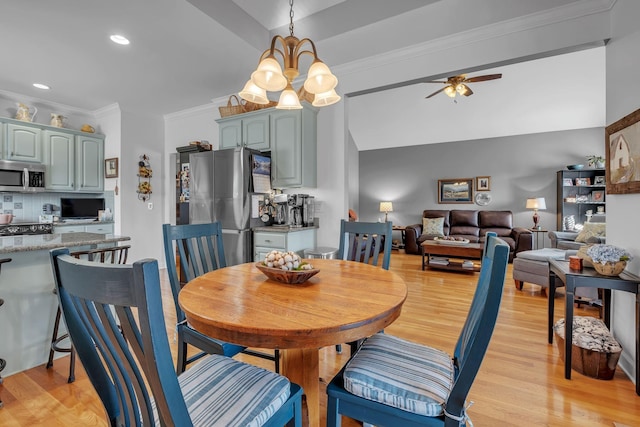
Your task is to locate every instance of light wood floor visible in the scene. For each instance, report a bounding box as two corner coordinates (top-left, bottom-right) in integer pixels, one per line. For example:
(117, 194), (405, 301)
(1, 251), (640, 426)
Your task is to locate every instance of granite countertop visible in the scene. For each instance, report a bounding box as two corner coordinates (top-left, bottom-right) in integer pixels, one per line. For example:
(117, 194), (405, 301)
(253, 225), (319, 232)
(0, 232), (131, 254)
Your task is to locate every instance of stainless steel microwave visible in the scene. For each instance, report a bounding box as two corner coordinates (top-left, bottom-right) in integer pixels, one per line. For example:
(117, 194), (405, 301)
(0, 160), (46, 192)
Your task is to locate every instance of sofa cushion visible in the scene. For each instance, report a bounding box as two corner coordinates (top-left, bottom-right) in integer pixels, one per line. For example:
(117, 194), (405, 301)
(421, 217), (445, 237)
(422, 210), (450, 235)
(575, 222), (606, 243)
(478, 211), (513, 229)
(449, 210), (479, 237)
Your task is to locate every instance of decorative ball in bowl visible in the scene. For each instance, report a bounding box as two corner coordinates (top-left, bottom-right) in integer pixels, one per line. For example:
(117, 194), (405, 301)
(256, 250), (319, 284)
(256, 263), (319, 284)
(566, 164), (584, 170)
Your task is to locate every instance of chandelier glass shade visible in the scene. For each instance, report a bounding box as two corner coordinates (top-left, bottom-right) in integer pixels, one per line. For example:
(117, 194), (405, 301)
(238, 0), (340, 109)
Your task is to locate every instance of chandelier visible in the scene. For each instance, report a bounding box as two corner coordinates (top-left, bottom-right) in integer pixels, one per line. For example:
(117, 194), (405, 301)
(238, 0), (340, 109)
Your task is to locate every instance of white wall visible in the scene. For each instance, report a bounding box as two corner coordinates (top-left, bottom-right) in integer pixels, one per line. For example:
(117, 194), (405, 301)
(606, 0), (640, 383)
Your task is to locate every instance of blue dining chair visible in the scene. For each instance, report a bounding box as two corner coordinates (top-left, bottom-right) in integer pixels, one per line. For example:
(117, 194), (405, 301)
(337, 220), (393, 269)
(326, 234), (509, 427)
(336, 219), (393, 354)
(162, 222), (280, 373)
(49, 247), (302, 427)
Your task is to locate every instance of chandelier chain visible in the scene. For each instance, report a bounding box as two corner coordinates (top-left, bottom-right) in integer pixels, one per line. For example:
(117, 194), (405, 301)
(289, 0), (295, 36)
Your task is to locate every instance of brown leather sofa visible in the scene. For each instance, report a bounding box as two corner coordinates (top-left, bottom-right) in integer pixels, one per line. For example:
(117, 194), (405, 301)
(404, 209), (532, 261)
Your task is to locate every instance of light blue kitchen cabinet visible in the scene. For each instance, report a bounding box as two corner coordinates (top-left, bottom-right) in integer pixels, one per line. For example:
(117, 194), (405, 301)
(6, 123), (42, 162)
(75, 134), (104, 192)
(43, 129), (75, 191)
(270, 108), (317, 188)
(217, 110), (270, 151)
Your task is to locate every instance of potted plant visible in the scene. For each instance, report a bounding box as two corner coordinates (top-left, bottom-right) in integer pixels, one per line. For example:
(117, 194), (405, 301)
(586, 244), (633, 276)
(586, 155), (605, 169)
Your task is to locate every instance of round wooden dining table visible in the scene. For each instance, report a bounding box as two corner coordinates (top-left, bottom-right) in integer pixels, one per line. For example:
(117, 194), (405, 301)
(179, 258), (407, 427)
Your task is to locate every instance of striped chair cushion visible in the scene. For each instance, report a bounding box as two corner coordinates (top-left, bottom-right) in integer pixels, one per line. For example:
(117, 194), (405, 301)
(343, 333), (454, 417)
(155, 355), (290, 426)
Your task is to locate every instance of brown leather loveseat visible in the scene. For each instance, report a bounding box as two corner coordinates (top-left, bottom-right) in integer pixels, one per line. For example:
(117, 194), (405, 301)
(404, 209), (532, 261)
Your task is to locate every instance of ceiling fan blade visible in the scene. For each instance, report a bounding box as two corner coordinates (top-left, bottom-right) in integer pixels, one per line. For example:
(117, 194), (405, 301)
(425, 87), (447, 98)
(464, 73), (502, 83)
(423, 80), (448, 84)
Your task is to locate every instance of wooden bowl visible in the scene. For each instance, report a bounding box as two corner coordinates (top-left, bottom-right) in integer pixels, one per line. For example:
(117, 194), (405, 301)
(255, 263), (319, 284)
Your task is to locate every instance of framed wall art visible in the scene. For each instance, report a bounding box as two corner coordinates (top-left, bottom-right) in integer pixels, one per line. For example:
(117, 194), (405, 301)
(606, 107), (640, 194)
(105, 158), (119, 178)
(438, 178), (474, 204)
(476, 176), (490, 191)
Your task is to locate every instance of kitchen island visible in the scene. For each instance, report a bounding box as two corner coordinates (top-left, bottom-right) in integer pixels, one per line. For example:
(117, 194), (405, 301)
(0, 232), (131, 376)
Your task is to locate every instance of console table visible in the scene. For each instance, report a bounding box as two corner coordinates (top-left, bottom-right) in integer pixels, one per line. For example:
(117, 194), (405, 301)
(548, 259), (640, 395)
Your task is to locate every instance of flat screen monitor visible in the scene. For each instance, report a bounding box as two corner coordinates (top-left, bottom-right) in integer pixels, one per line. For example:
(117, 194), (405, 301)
(60, 198), (105, 219)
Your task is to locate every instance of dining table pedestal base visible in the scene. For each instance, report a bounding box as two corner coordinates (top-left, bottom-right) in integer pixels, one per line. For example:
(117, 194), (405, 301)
(282, 348), (320, 427)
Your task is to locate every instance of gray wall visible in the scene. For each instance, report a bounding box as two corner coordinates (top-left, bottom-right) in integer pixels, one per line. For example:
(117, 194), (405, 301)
(359, 127), (604, 244)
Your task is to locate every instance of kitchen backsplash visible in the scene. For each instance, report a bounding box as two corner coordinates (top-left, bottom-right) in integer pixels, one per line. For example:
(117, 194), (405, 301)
(0, 191), (114, 222)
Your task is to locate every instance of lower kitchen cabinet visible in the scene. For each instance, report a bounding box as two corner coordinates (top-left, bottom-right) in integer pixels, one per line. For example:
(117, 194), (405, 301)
(54, 223), (114, 234)
(253, 228), (317, 262)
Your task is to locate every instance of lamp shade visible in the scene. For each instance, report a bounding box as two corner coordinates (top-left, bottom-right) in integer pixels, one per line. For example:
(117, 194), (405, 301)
(312, 89), (341, 107)
(526, 198), (546, 210)
(251, 57), (288, 92)
(239, 80), (269, 104)
(304, 60), (338, 94)
(379, 202), (393, 213)
(276, 84), (303, 110)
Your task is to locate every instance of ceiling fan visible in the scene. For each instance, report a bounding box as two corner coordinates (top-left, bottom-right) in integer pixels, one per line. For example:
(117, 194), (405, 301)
(424, 73), (502, 99)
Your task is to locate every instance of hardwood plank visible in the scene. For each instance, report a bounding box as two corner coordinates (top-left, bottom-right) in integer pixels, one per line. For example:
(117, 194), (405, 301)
(1, 251), (639, 426)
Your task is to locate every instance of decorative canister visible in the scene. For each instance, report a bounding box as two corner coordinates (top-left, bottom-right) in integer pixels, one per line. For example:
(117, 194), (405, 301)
(569, 255), (582, 271)
(593, 261), (626, 276)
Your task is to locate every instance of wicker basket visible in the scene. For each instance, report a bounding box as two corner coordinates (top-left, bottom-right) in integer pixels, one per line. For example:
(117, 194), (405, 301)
(244, 100), (278, 112)
(218, 95), (245, 118)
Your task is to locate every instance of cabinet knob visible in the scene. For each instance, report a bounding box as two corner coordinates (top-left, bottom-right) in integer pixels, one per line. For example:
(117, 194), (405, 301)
(265, 239), (271, 243)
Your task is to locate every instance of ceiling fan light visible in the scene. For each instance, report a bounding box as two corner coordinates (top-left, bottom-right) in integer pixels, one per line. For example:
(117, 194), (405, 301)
(456, 83), (470, 95)
(276, 84), (303, 109)
(312, 88), (341, 107)
(304, 60), (338, 94)
(444, 86), (456, 97)
(239, 80), (269, 104)
(251, 57), (288, 92)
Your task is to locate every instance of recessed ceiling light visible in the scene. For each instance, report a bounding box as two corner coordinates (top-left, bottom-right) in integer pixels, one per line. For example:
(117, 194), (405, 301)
(33, 83), (50, 90)
(110, 34), (130, 45)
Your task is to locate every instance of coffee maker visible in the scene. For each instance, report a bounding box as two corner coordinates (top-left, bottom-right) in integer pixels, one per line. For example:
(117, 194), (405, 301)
(287, 194), (304, 227)
(301, 195), (315, 226)
(272, 193), (289, 226)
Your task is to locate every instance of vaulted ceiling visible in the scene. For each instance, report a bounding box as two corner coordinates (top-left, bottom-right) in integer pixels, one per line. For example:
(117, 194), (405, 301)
(0, 0), (606, 150)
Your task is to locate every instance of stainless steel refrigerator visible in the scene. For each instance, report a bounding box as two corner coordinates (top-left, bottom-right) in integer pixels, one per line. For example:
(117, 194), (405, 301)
(189, 147), (264, 266)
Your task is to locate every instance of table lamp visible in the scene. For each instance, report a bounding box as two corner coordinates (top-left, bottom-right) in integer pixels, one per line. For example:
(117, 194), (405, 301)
(526, 197), (546, 229)
(379, 201), (393, 222)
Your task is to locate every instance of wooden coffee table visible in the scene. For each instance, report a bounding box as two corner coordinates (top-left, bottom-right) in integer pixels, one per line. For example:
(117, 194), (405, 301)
(421, 240), (483, 272)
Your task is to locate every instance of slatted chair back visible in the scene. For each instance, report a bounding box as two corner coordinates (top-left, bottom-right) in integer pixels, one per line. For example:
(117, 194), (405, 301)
(337, 220), (393, 269)
(50, 248), (302, 427)
(71, 245), (130, 264)
(162, 223), (279, 373)
(162, 223), (226, 325)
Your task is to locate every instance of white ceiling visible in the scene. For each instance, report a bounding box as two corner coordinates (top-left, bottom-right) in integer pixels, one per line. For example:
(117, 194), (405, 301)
(0, 0), (606, 150)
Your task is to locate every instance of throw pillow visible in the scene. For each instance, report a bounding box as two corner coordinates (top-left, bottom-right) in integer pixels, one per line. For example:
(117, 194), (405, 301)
(422, 217), (445, 237)
(575, 222), (606, 243)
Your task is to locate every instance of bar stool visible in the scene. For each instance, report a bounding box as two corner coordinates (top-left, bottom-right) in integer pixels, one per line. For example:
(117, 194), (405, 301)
(47, 246), (130, 383)
(0, 257), (12, 409)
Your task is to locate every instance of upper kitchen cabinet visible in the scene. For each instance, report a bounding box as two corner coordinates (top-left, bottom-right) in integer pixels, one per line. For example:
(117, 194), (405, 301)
(5, 122), (42, 163)
(271, 107), (317, 188)
(217, 111), (270, 151)
(75, 134), (104, 192)
(42, 130), (105, 192)
(43, 129), (75, 191)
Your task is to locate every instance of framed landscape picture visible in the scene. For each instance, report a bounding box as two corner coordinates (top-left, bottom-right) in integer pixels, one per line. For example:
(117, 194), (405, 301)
(606, 107), (640, 194)
(438, 178), (474, 204)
